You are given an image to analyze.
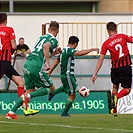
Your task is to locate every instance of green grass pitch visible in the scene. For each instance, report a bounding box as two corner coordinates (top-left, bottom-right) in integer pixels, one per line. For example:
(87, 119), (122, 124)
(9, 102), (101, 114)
(0, 114), (133, 133)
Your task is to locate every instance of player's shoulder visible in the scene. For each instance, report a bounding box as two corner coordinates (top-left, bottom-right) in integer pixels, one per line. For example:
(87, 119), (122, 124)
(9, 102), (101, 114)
(5, 26), (14, 30)
(116, 33), (126, 37)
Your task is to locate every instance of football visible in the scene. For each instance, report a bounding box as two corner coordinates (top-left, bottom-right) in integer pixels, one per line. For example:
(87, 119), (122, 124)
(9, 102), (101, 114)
(78, 86), (90, 98)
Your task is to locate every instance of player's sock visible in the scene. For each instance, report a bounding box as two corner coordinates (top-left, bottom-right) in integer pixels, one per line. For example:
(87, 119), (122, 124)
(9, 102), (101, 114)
(30, 88), (50, 98)
(18, 86), (24, 97)
(116, 88), (129, 99)
(11, 97), (23, 113)
(53, 85), (64, 95)
(48, 86), (64, 101)
(61, 99), (73, 116)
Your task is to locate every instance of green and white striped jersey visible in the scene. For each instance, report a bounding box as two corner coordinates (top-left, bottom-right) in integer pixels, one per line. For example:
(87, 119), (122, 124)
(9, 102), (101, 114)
(60, 47), (77, 75)
(27, 33), (58, 69)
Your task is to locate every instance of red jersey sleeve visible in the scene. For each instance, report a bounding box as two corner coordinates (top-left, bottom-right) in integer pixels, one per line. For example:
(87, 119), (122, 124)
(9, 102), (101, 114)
(100, 42), (108, 55)
(124, 34), (133, 43)
(9, 27), (16, 40)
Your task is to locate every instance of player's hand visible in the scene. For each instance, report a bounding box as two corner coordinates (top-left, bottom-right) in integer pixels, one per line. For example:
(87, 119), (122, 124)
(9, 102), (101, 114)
(91, 74), (97, 84)
(55, 47), (62, 54)
(44, 61), (50, 71)
(93, 48), (99, 54)
(46, 70), (51, 76)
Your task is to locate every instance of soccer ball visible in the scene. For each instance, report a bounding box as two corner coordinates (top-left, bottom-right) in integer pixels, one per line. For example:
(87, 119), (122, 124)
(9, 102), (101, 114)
(78, 86), (90, 98)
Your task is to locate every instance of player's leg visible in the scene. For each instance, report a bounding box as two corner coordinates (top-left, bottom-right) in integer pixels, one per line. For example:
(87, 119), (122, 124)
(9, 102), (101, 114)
(48, 85), (64, 101)
(5, 63), (24, 97)
(111, 84), (119, 108)
(12, 75), (24, 97)
(116, 66), (132, 98)
(22, 70), (53, 110)
(61, 94), (76, 117)
(110, 67), (120, 116)
(110, 66), (132, 116)
(110, 84), (119, 116)
(61, 75), (77, 116)
(116, 66), (132, 100)
(6, 69), (38, 119)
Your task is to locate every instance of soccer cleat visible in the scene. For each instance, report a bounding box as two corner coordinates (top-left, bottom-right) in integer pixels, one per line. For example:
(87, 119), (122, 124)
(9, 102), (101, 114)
(6, 112), (18, 119)
(22, 93), (30, 110)
(110, 108), (117, 117)
(48, 93), (54, 101)
(111, 95), (118, 109)
(23, 108), (39, 116)
(61, 113), (71, 117)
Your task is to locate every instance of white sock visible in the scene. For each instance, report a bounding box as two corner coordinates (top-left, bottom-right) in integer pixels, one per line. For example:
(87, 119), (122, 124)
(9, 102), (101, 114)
(27, 93), (31, 98)
(9, 111), (15, 114)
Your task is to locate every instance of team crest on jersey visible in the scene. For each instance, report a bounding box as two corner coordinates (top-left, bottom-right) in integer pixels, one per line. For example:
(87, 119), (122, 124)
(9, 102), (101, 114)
(0, 31), (6, 36)
(12, 33), (15, 36)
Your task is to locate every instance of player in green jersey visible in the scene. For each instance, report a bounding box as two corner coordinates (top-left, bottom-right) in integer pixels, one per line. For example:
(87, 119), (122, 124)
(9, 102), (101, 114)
(6, 21), (60, 119)
(47, 36), (99, 116)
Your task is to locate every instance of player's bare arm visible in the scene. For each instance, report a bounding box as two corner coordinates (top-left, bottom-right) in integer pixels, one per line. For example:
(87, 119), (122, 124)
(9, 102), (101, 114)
(49, 46), (62, 58)
(47, 58), (60, 76)
(74, 48), (99, 56)
(11, 39), (17, 54)
(43, 42), (51, 70)
(91, 54), (105, 84)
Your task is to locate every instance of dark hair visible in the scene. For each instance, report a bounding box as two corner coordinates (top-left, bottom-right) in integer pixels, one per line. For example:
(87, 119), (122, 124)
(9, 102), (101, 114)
(106, 22), (117, 31)
(19, 37), (24, 40)
(0, 13), (7, 23)
(49, 21), (59, 31)
(68, 36), (79, 44)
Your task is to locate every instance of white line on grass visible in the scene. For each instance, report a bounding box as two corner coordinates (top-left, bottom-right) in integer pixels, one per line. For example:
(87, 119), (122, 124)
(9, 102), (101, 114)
(0, 120), (132, 133)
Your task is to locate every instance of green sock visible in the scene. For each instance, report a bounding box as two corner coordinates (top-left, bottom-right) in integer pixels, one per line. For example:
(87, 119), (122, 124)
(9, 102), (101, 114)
(53, 85), (64, 95)
(11, 97), (23, 113)
(30, 88), (50, 98)
(61, 99), (73, 115)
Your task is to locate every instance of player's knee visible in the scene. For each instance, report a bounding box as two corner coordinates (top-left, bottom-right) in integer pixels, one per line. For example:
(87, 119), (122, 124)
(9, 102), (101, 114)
(68, 94), (76, 101)
(17, 77), (24, 87)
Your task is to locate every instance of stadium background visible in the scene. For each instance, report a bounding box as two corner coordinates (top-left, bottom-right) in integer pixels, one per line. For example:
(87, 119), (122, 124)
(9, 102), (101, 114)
(0, 0), (133, 114)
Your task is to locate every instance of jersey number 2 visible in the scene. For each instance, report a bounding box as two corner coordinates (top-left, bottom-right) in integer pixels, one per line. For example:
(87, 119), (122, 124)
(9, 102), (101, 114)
(115, 44), (124, 58)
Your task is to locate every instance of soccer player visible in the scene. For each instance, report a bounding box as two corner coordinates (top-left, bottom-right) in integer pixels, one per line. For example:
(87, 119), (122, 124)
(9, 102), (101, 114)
(0, 13), (39, 119)
(47, 36), (99, 116)
(91, 22), (133, 116)
(6, 21), (60, 119)
(0, 12), (24, 97)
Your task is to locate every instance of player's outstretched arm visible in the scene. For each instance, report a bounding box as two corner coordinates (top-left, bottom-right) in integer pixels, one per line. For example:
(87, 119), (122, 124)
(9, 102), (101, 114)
(91, 54), (105, 84)
(74, 48), (99, 56)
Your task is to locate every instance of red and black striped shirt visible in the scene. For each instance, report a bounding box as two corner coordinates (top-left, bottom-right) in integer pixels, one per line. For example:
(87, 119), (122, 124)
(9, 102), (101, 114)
(0, 25), (16, 62)
(100, 33), (133, 68)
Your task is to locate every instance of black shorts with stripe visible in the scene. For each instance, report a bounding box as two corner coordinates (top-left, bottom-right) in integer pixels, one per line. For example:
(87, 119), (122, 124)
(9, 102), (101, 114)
(111, 65), (132, 88)
(0, 61), (20, 79)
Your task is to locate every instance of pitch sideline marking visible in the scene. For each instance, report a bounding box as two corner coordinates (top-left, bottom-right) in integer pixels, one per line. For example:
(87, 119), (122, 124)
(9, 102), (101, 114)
(0, 120), (133, 133)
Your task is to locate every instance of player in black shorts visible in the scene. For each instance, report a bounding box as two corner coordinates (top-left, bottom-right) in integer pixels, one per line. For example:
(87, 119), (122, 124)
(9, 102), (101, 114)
(0, 61), (20, 79)
(0, 12), (39, 119)
(92, 22), (133, 116)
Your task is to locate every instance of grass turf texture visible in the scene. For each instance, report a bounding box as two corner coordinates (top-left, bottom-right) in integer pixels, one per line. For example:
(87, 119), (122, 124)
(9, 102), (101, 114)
(0, 114), (133, 133)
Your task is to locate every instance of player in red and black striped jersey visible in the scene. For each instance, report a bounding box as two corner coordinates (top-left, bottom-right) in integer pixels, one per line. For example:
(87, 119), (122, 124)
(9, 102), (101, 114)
(92, 21), (133, 116)
(0, 12), (24, 97)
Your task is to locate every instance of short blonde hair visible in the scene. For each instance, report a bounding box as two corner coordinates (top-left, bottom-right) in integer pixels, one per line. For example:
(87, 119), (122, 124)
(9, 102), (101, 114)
(49, 21), (59, 31)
